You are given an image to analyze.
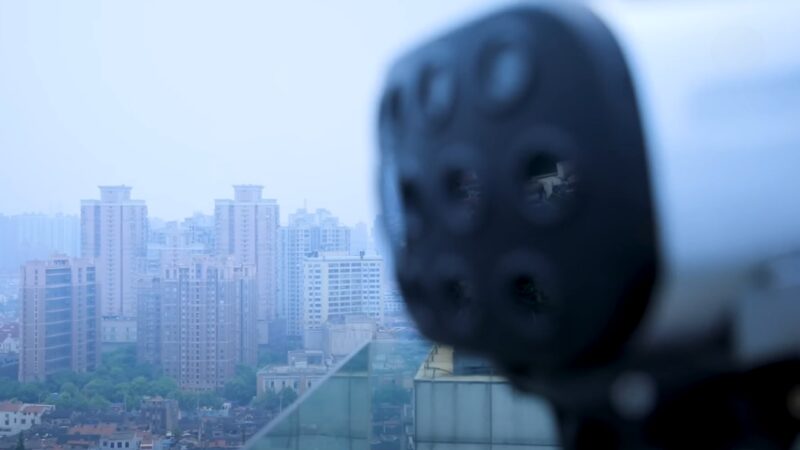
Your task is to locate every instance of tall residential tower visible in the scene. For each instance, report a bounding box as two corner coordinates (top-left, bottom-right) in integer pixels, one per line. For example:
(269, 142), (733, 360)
(215, 185), (279, 344)
(279, 208), (351, 339)
(80, 186), (147, 342)
(19, 255), (100, 382)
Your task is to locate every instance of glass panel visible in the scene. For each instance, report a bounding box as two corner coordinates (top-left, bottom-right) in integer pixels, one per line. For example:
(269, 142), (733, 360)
(245, 340), (559, 450)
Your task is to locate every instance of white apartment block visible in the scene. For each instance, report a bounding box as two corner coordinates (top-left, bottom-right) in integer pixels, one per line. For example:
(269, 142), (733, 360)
(81, 186), (147, 340)
(215, 185), (279, 345)
(300, 252), (383, 344)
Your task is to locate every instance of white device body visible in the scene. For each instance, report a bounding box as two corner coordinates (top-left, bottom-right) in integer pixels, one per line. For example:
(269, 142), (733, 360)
(590, 0), (800, 358)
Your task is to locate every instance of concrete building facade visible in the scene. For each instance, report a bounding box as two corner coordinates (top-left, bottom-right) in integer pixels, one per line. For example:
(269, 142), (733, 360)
(300, 252), (383, 345)
(80, 186), (147, 342)
(215, 185), (279, 345)
(279, 209), (351, 339)
(137, 256), (258, 391)
(19, 255), (100, 382)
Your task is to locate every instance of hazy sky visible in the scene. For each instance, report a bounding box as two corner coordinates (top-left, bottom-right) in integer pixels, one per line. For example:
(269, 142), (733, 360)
(0, 1), (509, 226)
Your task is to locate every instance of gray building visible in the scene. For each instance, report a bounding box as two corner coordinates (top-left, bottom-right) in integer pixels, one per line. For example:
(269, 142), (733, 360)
(18, 255), (99, 382)
(81, 186), (148, 342)
(137, 256), (258, 391)
(279, 208), (350, 340)
(215, 185), (279, 345)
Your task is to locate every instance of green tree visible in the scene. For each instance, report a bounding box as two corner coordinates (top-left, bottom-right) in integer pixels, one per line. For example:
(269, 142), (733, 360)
(17, 383), (44, 403)
(15, 432), (24, 450)
(88, 394), (111, 411)
(223, 366), (257, 405)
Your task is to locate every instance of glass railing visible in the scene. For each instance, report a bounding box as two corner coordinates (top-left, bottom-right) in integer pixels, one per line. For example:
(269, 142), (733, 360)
(244, 339), (559, 450)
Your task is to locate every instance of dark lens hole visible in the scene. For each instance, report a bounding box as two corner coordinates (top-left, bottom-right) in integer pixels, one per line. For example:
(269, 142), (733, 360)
(511, 274), (550, 315)
(445, 169), (481, 216)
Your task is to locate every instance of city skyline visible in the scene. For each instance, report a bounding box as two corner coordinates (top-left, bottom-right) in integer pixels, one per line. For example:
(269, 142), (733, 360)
(0, 1), (500, 227)
(0, 187), (378, 228)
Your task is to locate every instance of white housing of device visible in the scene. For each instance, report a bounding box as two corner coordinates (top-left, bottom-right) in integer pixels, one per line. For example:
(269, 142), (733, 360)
(591, 0), (800, 360)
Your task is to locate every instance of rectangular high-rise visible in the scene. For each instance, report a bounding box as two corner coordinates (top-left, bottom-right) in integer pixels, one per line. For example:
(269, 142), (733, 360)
(279, 209), (351, 339)
(80, 186), (147, 341)
(19, 255), (100, 382)
(215, 185), (279, 345)
(137, 256), (257, 391)
(300, 252), (383, 346)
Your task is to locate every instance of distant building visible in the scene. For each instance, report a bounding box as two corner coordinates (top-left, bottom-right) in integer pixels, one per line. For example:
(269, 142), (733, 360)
(215, 185), (279, 345)
(145, 220), (208, 276)
(100, 316), (137, 345)
(256, 350), (327, 397)
(135, 277), (161, 366)
(137, 256), (258, 391)
(0, 402), (54, 437)
(98, 432), (141, 450)
(140, 397), (179, 435)
(300, 252), (383, 349)
(0, 213), (80, 271)
(321, 316), (376, 361)
(81, 186), (148, 342)
(279, 210), (351, 340)
(19, 255), (99, 382)
(0, 323), (19, 353)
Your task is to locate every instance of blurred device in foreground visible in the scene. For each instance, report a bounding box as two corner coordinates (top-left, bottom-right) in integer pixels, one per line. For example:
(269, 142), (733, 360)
(377, 0), (800, 448)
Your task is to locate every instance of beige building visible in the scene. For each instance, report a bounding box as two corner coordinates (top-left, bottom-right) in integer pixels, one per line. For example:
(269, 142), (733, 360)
(19, 255), (100, 382)
(256, 350), (328, 397)
(137, 256), (258, 391)
(215, 185), (279, 345)
(81, 186), (147, 342)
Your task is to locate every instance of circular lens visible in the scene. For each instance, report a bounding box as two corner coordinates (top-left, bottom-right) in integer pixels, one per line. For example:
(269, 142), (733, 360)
(479, 42), (532, 110)
(444, 168), (483, 225)
(522, 153), (577, 222)
(510, 274), (552, 316)
(418, 66), (456, 125)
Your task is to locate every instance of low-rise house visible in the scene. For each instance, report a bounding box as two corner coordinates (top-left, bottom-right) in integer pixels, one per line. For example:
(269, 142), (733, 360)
(0, 402), (54, 437)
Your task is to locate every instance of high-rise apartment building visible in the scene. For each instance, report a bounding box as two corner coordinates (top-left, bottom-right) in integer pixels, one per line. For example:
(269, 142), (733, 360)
(300, 252), (383, 348)
(215, 185), (279, 345)
(279, 209), (351, 339)
(146, 220), (209, 276)
(137, 256), (257, 391)
(19, 255), (99, 382)
(80, 186), (147, 342)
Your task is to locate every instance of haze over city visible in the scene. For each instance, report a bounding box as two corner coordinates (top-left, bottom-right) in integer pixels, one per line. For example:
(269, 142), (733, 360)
(0, 0), (500, 225)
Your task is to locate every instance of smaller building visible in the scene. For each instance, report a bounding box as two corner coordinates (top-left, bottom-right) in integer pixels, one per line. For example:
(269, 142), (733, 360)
(322, 315), (376, 361)
(97, 431), (141, 450)
(101, 317), (137, 344)
(0, 402), (55, 437)
(139, 397), (179, 435)
(257, 350), (328, 396)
